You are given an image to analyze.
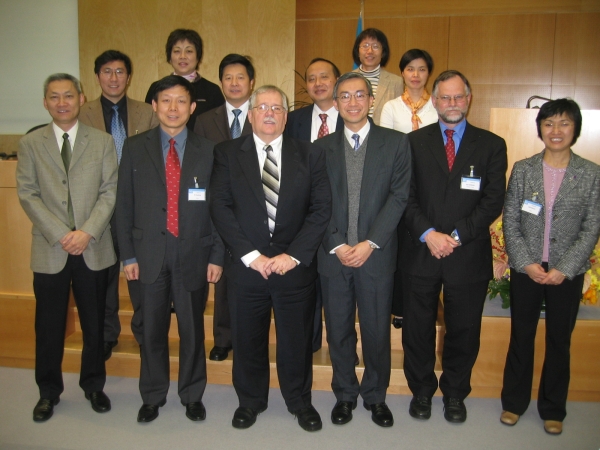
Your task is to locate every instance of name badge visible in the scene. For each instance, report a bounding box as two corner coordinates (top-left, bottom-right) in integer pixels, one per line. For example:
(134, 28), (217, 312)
(521, 199), (542, 215)
(188, 188), (206, 201)
(460, 177), (481, 191)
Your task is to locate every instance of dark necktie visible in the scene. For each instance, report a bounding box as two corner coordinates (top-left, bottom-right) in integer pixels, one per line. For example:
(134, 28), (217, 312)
(61, 133), (75, 229)
(317, 113), (329, 139)
(262, 145), (279, 236)
(231, 109), (242, 139)
(352, 133), (360, 151)
(166, 138), (181, 237)
(111, 105), (126, 164)
(444, 129), (456, 171)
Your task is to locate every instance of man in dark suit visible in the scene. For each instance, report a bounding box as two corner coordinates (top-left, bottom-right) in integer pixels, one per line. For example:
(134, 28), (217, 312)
(117, 75), (224, 423)
(209, 85), (331, 432)
(314, 72), (411, 428)
(80, 50), (159, 357)
(194, 54), (254, 362)
(400, 70), (507, 423)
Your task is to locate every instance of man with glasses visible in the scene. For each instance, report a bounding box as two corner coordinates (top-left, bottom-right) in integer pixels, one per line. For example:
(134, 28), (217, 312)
(209, 85), (331, 432)
(80, 50), (158, 358)
(313, 72), (411, 428)
(399, 70), (507, 423)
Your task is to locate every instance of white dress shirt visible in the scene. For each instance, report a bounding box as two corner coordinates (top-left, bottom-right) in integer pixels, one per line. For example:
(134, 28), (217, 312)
(52, 121), (79, 153)
(225, 100), (250, 129)
(311, 104), (339, 142)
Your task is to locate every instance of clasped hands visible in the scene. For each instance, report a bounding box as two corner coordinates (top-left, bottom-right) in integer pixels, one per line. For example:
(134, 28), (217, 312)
(59, 230), (92, 256)
(335, 241), (374, 268)
(524, 263), (566, 285)
(250, 253), (297, 280)
(425, 231), (459, 259)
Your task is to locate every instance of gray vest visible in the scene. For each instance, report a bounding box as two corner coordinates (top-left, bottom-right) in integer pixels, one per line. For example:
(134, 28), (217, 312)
(344, 133), (369, 246)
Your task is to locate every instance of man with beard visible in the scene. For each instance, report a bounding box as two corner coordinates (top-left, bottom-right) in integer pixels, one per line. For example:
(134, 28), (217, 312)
(399, 70), (507, 423)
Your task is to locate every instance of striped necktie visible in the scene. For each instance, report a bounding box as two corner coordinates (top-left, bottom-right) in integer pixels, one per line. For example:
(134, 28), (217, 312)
(231, 109), (242, 139)
(262, 145), (279, 236)
(111, 105), (126, 164)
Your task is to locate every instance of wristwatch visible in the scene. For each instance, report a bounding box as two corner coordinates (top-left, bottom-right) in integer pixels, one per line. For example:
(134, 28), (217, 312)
(450, 230), (462, 246)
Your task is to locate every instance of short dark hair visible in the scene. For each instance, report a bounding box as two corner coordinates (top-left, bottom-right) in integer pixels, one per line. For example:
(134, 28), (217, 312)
(305, 58), (341, 80)
(399, 49), (434, 73)
(151, 75), (194, 102)
(219, 54), (255, 81)
(43, 73), (82, 96)
(166, 29), (203, 69)
(94, 50), (132, 75)
(333, 72), (373, 99)
(432, 70), (471, 97)
(352, 28), (390, 68)
(536, 98), (582, 145)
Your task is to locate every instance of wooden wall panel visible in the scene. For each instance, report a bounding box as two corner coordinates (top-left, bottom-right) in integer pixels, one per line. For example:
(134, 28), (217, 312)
(408, 0), (593, 16)
(368, 18), (407, 77)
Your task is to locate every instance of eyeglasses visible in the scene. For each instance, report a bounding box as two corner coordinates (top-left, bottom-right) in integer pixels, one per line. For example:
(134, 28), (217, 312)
(436, 95), (467, 104)
(336, 92), (369, 103)
(253, 104), (286, 114)
(359, 43), (381, 51)
(100, 68), (127, 78)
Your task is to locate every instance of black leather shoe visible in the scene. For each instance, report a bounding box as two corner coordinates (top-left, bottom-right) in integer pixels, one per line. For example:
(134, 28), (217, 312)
(209, 346), (231, 361)
(331, 400), (356, 425)
(409, 395), (431, 420)
(104, 340), (118, 361)
(443, 397), (467, 423)
(185, 401), (206, 421)
(392, 317), (403, 329)
(85, 391), (111, 413)
(364, 401), (394, 427)
(137, 399), (166, 423)
(33, 398), (59, 422)
(293, 405), (322, 432)
(232, 405), (266, 429)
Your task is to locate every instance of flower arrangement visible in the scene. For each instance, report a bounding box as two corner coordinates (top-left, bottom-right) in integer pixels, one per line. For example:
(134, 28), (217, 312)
(582, 248), (600, 305)
(487, 221), (510, 308)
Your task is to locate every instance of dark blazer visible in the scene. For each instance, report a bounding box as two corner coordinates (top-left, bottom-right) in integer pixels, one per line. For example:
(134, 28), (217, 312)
(285, 104), (345, 142)
(314, 122), (412, 278)
(193, 104), (252, 143)
(145, 75), (225, 131)
(209, 134), (332, 288)
(116, 127), (224, 291)
(399, 121), (507, 282)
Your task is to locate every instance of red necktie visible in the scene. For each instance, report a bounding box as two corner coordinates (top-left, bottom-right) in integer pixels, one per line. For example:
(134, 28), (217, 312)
(166, 138), (181, 237)
(317, 114), (329, 139)
(444, 129), (456, 171)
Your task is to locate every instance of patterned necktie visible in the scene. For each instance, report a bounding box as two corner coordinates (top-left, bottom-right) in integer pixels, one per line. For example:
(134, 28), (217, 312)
(317, 113), (329, 139)
(61, 133), (75, 229)
(444, 129), (456, 171)
(231, 109), (242, 139)
(111, 105), (127, 164)
(166, 138), (181, 237)
(352, 133), (360, 151)
(262, 145), (279, 236)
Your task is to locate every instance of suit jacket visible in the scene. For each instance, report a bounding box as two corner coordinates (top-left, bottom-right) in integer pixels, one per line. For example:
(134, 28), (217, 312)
(116, 127), (224, 291)
(503, 151), (600, 278)
(193, 104), (251, 143)
(314, 121), (411, 278)
(353, 68), (404, 125)
(285, 104), (345, 142)
(399, 121), (507, 282)
(16, 122), (118, 273)
(209, 134), (332, 288)
(79, 96), (159, 137)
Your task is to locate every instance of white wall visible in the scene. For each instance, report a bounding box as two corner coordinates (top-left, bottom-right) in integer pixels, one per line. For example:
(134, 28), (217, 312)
(0, 0), (79, 134)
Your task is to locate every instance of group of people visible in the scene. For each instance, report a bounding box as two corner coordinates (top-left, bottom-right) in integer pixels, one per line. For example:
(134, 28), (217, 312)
(15, 26), (599, 438)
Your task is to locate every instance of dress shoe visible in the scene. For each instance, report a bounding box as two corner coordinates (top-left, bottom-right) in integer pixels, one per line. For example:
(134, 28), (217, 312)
(331, 400), (356, 425)
(364, 401), (394, 427)
(392, 316), (403, 329)
(33, 398), (59, 422)
(232, 405), (266, 429)
(185, 402), (206, 421)
(293, 405), (322, 432)
(85, 391), (111, 413)
(544, 420), (563, 435)
(500, 410), (520, 426)
(104, 340), (118, 361)
(137, 399), (166, 423)
(443, 397), (467, 423)
(209, 346), (231, 361)
(409, 395), (432, 420)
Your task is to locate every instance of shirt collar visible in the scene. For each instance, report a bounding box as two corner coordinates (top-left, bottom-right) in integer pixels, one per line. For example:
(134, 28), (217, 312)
(160, 126), (188, 150)
(100, 94), (127, 110)
(226, 99), (249, 115)
(344, 120), (370, 146)
(52, 121), (79, 144)
(439, 118), (467, 140)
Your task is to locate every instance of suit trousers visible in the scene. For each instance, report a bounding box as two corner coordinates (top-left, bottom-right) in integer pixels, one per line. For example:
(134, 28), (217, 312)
(501, 265), (584, 421)
(321, 265), (393, 404)
(402, 271), (489, 400)
(212, 276), (231, 348)
(139, 232), (207, 405)
(33, 254), (108, 399)
(228, 278), (315, 412)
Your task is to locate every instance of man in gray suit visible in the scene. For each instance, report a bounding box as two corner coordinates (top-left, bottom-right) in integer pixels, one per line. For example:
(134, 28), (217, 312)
(314, 72), (411, 427)
(16, 73), (118, 422)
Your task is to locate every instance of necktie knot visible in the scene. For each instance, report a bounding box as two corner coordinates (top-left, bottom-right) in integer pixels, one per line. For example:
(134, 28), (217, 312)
(233, 109), (241, 118)
(264, 144), (272, 153)
(352, 133), (360, 151)
(317, 114), (330, 139)
(169, 138), (175, 148)
(319, 113), (327, 124)
(445, 129), (454, 139)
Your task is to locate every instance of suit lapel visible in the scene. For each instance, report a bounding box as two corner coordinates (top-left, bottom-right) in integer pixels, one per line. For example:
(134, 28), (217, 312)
(450, 122), (478, 181)
(70, 123), (89, 170)
(237, 135), (266, 213)
(360, 125), (383, 208)
(215, 106), (232, 141)
(126, 97), (140, 136)
(179, 133), (201, 189)
(424, 124), (450, 175)
(328, 131), (349, 226)
(279, 135), (301, 213)
(554, 152), (583, 206)
(42, 125), (66, 174)
(146, 127), (166, 186)
(84, 99), (106, 132)
(525, 153), (545, 205)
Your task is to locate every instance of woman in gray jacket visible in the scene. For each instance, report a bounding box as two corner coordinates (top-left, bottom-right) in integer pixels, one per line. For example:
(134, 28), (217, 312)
(500, 99), (600, 435)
